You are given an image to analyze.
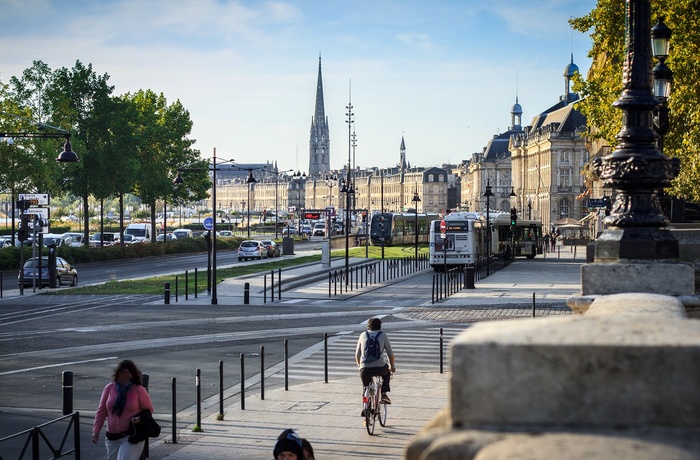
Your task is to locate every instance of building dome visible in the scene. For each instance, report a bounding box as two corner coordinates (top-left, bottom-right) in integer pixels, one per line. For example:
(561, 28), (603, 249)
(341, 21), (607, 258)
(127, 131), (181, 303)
(564, 54), (579, 78)
(511, 101), (523, 115)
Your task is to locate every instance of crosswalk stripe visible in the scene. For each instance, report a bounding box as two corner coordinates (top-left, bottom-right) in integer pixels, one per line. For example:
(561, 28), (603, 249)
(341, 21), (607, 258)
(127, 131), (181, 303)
(265, 327), (462, 384)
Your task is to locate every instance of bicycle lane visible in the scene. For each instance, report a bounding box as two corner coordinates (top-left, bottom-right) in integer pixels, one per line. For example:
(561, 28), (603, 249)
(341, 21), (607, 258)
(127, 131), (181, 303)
(149, 371), (448, 459)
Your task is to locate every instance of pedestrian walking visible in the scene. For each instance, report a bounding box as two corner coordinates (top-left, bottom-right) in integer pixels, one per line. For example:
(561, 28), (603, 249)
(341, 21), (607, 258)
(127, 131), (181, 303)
(92, 360), (155, 460)
(273, 429), (305, 460)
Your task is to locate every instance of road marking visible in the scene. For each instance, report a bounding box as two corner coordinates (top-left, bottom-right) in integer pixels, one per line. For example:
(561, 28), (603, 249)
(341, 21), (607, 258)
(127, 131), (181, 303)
(0, 356), (119, 376)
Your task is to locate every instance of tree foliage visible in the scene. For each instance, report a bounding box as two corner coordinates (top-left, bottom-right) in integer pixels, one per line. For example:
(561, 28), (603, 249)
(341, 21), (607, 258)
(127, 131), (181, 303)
(571, 0), (700, 201)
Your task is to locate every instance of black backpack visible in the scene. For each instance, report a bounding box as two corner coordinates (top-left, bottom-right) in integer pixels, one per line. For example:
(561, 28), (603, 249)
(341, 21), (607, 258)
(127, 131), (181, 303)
(363, 331), (383, 363)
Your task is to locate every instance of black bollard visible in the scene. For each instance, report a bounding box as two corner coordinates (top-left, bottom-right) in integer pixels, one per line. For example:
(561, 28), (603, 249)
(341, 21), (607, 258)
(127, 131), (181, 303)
(240, 353), (245, 410)
(164, 282), (170, 304)
(196, 369), (201, 430)
(185, 270), (189, 300)
(264, 275), (267, 304)
(260, 346), (265, 400)
(62, 370), (73, 415)
(171, 378), (177, 444)
(278, 268), (282, 300)
(439, 329), (444, 374)
(324, 333), (328, 383)
(219, 360), (224, 419)
(244, 282), (250, 304)
(284, 339), (289, 391)
(175, 275), (179, 303)
(532, 292), (536, 318)
(194, 267), (198, 298)
(465, 266), (475, 289)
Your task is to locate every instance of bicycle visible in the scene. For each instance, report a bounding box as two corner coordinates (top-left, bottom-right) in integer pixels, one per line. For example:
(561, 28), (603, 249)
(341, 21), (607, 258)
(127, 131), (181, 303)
(363, 374), (388, 435)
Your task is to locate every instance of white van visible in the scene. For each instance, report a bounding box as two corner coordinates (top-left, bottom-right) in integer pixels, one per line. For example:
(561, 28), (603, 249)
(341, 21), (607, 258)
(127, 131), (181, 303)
(125, 223), (152, 243)
(172, 228), (193, 239)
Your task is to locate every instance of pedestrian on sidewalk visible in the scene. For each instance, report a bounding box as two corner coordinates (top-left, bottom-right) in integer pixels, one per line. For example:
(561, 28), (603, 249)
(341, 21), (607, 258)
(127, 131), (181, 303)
(92, 359), (155, 460)
(355, 317), (396, 411)
(273, 428), (305, 460)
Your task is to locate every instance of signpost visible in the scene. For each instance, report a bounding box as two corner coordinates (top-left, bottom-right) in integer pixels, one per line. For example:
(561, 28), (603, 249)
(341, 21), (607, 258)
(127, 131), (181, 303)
(440, 220), (447, 272)
(203, 216), (214, 231)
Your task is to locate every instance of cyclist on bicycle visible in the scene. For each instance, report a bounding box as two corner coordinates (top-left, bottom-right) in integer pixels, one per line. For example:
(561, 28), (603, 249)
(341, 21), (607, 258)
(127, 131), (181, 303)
(355, 317), (395, 412)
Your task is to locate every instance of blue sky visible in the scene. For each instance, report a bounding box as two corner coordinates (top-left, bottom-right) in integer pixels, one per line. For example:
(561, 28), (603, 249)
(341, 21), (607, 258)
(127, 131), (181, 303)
(1, 0), (595, 171)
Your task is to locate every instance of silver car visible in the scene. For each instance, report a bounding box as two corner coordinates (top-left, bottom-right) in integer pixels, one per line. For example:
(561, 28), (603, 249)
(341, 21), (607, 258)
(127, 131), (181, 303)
(237, 240), (268, 261)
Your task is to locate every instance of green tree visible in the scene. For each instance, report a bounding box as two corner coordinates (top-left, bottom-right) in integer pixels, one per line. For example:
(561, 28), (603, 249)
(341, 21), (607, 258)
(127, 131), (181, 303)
(125, 90), (206, 241)
(45, 60), (116, 242)
(571, 0), (700, 201)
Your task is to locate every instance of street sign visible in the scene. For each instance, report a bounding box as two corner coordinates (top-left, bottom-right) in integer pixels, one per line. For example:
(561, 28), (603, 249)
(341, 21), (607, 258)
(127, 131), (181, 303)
(440, 220), (447, 234)
(26, 207), (50, 233)
(19, 193), (49, 206)
(203, 216), (214, 230)
(587, 198), (607, 208)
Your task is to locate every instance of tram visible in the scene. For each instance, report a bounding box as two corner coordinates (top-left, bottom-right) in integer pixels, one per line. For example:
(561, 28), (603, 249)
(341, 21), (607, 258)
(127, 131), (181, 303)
(491, 214), (543, 258)
(369, 212), (439, 246)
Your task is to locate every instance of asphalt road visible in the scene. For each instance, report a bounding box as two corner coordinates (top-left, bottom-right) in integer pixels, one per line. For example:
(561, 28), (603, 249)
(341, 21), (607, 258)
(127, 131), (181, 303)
(0, 251), (439, 459)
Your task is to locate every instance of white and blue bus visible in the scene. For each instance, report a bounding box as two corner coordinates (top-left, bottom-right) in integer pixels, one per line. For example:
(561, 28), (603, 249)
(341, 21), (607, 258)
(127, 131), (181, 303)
(429, 212), (490, 271)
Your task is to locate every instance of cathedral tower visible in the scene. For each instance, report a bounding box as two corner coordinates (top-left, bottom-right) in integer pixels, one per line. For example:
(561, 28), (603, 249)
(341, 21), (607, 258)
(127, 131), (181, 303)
(309, 55), (330, 176)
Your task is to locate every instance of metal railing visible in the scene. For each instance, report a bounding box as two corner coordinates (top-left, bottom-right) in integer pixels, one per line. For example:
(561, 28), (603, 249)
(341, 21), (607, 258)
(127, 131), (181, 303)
(328, 254), (429, 296)
(432, 251), (512, 303)
(0, 412), (81, 460)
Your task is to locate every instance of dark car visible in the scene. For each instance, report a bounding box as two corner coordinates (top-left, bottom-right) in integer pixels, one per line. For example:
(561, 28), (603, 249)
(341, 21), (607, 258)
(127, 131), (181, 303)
(18, 256), (78, 288)
(260, 240), (280, 257)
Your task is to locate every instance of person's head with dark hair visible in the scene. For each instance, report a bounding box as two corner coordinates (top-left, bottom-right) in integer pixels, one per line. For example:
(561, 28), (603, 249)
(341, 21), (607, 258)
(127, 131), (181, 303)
(111, 360), (143, 386)
(301, 438), (315, 460)
(367, 317), (382, 331)
(273, 429), (303, 460)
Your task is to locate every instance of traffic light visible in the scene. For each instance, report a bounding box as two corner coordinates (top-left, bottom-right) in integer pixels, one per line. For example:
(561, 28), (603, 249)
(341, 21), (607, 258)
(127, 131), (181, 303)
(510, 208), (518, 226)
(18, 215), (30, 242)
(362, 211), (367, 223)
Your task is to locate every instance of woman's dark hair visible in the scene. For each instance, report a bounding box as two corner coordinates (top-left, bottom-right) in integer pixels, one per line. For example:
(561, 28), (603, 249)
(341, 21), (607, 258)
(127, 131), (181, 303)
(368, 317), (382, 331)
(111, 359), (143, 385)
(301, 438), (314, 459)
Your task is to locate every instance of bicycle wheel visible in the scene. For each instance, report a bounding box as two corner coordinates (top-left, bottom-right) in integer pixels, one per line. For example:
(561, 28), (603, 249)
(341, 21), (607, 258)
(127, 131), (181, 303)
(365, 383), (376, 435)
(378, 399), (388, 426)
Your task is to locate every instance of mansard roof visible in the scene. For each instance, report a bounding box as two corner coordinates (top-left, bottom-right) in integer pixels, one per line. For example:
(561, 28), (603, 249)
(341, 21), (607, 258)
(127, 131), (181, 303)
(482, 129), (520, 162)
(527, 102), (586, 135)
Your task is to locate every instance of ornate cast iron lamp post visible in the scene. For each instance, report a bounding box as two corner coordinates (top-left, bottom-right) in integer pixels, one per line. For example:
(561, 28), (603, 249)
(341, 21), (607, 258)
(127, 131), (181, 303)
(484, 179), (493, 276)
(593, 0), (679, 262)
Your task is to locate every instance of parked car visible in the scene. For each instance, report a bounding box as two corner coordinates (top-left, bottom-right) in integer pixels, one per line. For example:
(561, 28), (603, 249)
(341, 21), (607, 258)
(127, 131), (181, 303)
(156, 232), (174, 241)
(89, 232), (118, 247)
(260, 240), (280, 257)
(0, 236), (14, 248)
(42, 233), (72, 247)
(172, 228), (193, 239)
(63, 232), (85, 247)
(237, 240), (268, 261)
(313, 223), (326, 237)
(18, 256), (78, 288)
(300, 224), (313, 236)
(219, 230), (234, 238)
(116, 234), (136, 245)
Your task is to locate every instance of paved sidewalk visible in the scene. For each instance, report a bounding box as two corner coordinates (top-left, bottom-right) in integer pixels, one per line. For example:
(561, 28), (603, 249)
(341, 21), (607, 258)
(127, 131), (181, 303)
(146, 246), (585, 459)
(149, 371), (449, 459)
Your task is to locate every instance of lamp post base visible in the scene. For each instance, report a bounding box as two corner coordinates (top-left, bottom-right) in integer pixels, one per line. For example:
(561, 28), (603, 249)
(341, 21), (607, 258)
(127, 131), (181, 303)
(594, 227), (679, 261)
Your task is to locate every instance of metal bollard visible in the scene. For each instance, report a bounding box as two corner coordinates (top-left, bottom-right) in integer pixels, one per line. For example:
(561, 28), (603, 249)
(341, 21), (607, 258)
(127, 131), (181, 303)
(196, 369), (201, 430)
(194, 267), (198, 298)
(284, 339), (289, 391)
(278, 268), (282, 300)
(175, 275), (179, 302)
(62, 370), (73, 415)
(439, 329), (444, 374)
(532, 292), (536, 318)
(324, 333), (328, 383)
(171, 378), (177, 443)
(240, 353), (245, 410)
(142, 373), (150, 459)
(219, 360), (224, 418)
(185, 270), (189, 300)
(164, 282), (170, 304)
(263, 276), (267, 304)
(260, 346), (265, 400)
(244, 282), (250, 304)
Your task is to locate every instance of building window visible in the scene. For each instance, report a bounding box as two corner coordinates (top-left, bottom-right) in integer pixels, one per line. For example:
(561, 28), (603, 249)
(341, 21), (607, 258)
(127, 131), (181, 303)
(559, 169), (572, 187)
(559, 198), (570, 218)
(560, 150), (570, 163)
(428, 174), (434, 182)
(438, 174), (444, 182)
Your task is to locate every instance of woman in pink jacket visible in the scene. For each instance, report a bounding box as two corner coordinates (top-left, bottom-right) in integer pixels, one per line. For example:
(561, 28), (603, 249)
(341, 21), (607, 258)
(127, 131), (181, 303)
(92, 360), (154, 459)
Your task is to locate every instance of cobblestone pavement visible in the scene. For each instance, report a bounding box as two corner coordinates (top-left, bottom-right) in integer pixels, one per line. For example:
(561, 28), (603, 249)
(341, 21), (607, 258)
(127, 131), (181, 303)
(399, 303), (573, 323)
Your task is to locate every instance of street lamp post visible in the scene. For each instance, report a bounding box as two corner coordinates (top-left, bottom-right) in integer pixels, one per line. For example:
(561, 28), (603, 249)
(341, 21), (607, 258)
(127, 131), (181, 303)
(412, 190), (421, 266)
(593, 1), (679, 262)
(484, 179), (494, 276)
(528, 200), (532, 220)
(340, 179), (355, 284)
(246, 171), (256, 239)
(174, 148), (233, 305)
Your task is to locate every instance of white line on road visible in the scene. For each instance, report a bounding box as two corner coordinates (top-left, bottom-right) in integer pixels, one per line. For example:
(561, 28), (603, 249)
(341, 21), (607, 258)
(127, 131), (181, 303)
(0, 356), (119, 376)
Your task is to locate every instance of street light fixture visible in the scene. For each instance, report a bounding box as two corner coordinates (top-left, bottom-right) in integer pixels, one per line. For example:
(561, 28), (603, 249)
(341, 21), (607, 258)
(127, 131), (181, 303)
(412, 190), (421, 266)
(174, 148), (234, 305)
(340, 178), (355, 283)
(483, 179), (494, 276)
(651, 16), (673, 151)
